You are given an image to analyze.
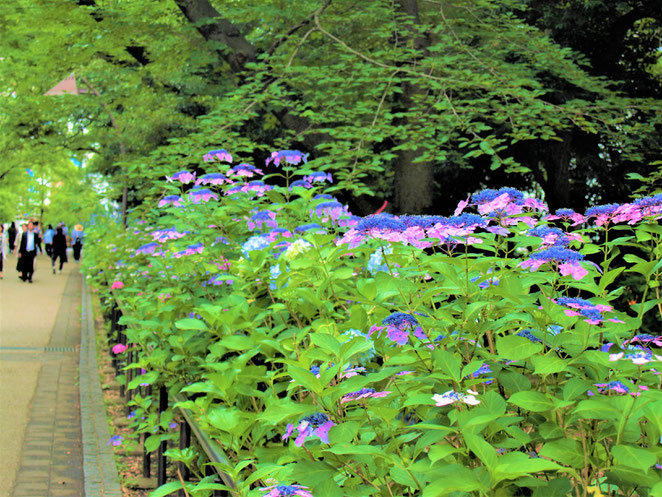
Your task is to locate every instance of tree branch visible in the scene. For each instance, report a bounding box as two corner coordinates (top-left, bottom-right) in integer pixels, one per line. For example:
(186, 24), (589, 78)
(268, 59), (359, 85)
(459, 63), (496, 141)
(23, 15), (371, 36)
(172, 0), (257, 72)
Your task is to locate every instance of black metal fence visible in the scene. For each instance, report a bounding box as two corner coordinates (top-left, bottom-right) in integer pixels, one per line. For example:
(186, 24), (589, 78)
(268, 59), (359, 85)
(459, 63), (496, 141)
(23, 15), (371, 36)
(106, 302), (235, 496)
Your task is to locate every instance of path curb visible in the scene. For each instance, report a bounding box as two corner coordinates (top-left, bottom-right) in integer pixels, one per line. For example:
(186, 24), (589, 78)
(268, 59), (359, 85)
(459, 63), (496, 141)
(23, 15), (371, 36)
(80, 278), (124, 497)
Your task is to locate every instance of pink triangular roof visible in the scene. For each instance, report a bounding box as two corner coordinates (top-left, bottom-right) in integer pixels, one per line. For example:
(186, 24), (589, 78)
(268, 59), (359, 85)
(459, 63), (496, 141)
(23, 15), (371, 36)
(44, 72), (81, 95)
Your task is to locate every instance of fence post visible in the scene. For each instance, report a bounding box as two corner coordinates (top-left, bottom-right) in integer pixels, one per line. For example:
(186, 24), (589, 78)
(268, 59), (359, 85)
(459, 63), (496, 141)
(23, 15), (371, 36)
(157, 385), (168, 486)
(142, 432), (151, 478)
(178, 420), (192, 497)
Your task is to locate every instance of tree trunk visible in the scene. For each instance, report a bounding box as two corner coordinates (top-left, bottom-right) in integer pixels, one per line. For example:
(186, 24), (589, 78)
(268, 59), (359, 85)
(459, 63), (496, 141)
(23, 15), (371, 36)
(392, 0), (434, 214)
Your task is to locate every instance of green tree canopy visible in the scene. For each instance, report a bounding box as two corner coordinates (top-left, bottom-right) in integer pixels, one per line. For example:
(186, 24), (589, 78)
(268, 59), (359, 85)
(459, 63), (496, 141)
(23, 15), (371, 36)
(1, 0), (660, 215)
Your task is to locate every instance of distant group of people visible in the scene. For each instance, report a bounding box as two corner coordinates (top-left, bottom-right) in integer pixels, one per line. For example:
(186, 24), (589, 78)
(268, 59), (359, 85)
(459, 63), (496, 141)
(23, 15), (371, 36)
(0, 220), (84, 283)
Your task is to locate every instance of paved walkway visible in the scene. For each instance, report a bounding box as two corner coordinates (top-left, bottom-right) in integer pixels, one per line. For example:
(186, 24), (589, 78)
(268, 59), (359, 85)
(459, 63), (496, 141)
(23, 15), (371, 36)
(0, 253), (122, 497)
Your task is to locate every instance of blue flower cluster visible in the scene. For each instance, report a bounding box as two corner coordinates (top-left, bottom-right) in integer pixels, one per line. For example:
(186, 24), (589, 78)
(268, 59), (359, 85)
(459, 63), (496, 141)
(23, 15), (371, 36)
(529, 247), (584, 263)
(472, 187), (525, 204)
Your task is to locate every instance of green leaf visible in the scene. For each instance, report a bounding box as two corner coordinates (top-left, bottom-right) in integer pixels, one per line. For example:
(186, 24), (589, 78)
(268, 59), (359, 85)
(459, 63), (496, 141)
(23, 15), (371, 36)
(149, 481), (187, 497)
(539, 439), (584, 467)
(432, 349), (461, 382)
(497, 335), (543, 361)
(287, 366), (323, 394)
(310, 333), (341, 355)
(508, 391), (555, 412)
(423, 465), (484, 496)
(463, 433), (498, 471)
(611, 445), (656, 471)
(531, 354), (567, 375)
(174, 318), (208, 331)
(428, 444), (460, 463)
(492, 452), (563, 484)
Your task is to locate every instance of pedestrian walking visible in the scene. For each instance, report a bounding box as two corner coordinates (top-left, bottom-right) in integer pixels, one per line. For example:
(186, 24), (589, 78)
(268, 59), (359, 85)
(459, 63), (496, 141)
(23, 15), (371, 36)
(51, 226), (68, 273)
(15, 221), (40, 283)
(43, 224), (55, 257)
(7, 221), (17, 252)
(71, 224), (84, 262)
(33, 220), (44, 255)
(0, 224), (7, 279)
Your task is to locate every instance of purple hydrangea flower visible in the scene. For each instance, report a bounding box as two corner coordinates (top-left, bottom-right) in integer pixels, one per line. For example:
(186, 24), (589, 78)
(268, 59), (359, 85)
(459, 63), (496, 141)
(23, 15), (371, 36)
(260, 485), (313, 497)
(173, 242), (204, 258)
(589, 381), (649, 397)
(545, 208), (586, 225)
(303, 172), (332, 183)
(203, 149), (232, 163)
(311, 201), (347, 222)
(381, 312), (426, 345)
(158, 195), (184, 208)
(244, 181), (272, 196)
(188, 188), (219, 203)
(227, 163), (263, 177)
(340, 387), (391, 403)
(225, 185), (245, 195)
(203, 275), (233, 286)
(152, 227), (187, 242)
(166, 170), (196, 184)
(470, 363), (494, 384)
(585, 204), (619, 219)
(283, 413), (334, 446)
(266, 150), (307, 167)
(135, 242), (159, 255)
(107, 435), (123, 446)
(555, 297), (622, 325)
(248, 210), (278, 231)
(520, 247), (588, 280)
(314, 194), (336, 201)
(195, 173), (232, 185)
(290, 180), (312, 190)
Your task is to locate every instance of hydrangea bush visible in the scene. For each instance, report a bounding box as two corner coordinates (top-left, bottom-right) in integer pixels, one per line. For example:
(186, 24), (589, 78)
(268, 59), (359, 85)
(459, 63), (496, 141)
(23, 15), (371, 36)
(83, 149), (662, 497)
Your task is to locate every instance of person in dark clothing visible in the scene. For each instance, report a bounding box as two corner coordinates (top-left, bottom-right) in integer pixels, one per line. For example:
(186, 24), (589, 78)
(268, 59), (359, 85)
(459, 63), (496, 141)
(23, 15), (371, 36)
(7, 222), (17, 252)
(51, 226), (68, 273)
(16, 221), (40, 283)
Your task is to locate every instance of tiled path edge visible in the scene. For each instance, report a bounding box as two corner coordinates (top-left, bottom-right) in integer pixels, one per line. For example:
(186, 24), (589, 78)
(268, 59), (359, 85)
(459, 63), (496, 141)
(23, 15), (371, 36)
(80, 278), (123, 497)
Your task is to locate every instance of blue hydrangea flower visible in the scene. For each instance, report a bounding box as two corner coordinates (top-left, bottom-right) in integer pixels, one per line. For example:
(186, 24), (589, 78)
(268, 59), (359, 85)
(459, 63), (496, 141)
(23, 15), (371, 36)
(516, 329), (542, 343)
(242, 235), (271, 255)
(289, 180), (312, 190)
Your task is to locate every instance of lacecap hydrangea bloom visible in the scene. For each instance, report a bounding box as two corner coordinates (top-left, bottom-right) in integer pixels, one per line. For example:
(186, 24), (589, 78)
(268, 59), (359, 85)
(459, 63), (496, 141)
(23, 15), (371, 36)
(266, 149), (307, 166)
(341, 387), (391, 403)
(158, 195), (184, 208)
(283, 413), (334, 446)
(555, 297), (624, 325)
(260, 485), (313, 497)
(227, 163), (262, 177)
(519, 247), (589, 280)
(195, 173), (232, 185)
(107, 435), (123, 446)
(203, 149), (232, 162)
(166, 170), (195, 184)
(433, 390), (481, 406)
(381, 312), (426, 346)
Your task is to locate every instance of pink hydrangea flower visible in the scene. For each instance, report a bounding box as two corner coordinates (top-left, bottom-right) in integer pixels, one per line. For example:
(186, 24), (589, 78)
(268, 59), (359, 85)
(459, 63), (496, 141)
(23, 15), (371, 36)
(111, 281), (124, 290)
(112, 343), (127, 354)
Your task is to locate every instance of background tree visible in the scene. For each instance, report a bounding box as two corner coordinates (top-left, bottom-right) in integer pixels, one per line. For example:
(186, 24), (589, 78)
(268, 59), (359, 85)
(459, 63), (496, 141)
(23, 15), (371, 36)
(1, 0), (660, 217)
